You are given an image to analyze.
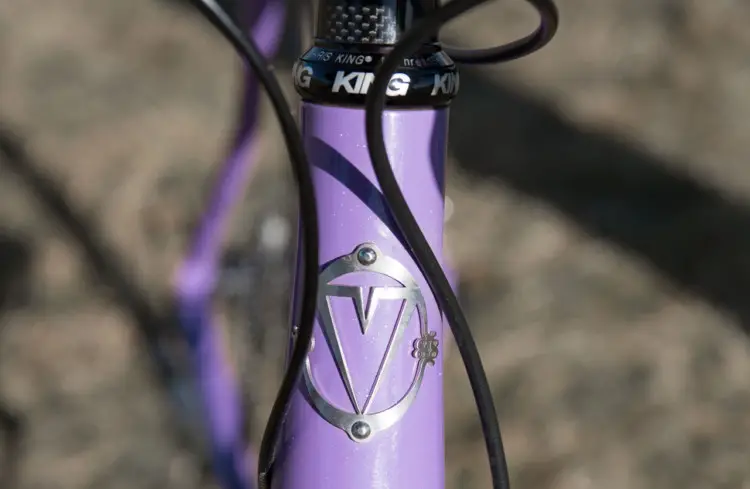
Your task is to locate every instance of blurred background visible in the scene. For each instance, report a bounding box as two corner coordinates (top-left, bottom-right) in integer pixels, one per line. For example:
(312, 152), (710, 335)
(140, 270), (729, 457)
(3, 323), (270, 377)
(1, 0), (750, 488)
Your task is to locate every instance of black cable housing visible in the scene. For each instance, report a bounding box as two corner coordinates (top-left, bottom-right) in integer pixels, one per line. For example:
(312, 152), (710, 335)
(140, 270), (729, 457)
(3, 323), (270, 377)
(435, 0), (559, 64)
(365, 2), (557, 488)
(184, 2), (320, 489)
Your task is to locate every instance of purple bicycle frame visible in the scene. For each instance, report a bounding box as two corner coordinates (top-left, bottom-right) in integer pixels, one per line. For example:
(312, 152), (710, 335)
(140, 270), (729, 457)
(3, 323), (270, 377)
(275, 106), (449, 489)
(174, 1), (285, 488)
(275, 2), (456, 488)
(175, 1), (458, 489)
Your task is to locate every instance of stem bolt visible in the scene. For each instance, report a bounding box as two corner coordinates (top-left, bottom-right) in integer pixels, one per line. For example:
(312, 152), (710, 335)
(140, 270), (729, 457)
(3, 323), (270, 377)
(357, 247), (377, 265)
(351, 421), (371, 440)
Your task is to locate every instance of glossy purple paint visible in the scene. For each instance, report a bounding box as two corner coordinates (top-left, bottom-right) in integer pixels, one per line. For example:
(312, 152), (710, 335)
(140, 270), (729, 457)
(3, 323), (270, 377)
(274, 104), (448, 489)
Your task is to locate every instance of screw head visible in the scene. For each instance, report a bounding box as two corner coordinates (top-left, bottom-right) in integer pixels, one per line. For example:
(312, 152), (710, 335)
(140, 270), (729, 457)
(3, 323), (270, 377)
(357, 247), (377, 265)
(351, 421), (371, 440)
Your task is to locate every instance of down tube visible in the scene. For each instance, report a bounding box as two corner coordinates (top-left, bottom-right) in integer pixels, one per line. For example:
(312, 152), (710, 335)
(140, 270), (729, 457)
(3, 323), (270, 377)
(275, 105), (448, 489)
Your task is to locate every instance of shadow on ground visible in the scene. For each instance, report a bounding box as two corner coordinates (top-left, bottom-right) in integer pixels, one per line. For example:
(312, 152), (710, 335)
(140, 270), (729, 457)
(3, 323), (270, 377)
(0, 231), (32, 488)
(450, 66), (750, 334)
(0, 126), (209, 487)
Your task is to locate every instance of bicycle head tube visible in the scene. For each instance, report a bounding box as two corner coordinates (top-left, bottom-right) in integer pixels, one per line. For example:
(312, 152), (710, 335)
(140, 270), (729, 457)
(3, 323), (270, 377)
(276, 1), (456, 489)
(180, 0), (557, 487)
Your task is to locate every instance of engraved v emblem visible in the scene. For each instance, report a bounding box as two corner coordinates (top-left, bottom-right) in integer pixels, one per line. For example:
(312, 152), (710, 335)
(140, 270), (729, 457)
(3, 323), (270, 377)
(303, 243), (436, 442)
(352, 287), (377, 335)
(318, 284), (417, 414)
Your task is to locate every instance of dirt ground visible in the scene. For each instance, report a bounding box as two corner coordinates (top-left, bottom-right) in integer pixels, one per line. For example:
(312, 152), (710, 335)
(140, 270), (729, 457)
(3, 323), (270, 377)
(1, 1), (750, 488)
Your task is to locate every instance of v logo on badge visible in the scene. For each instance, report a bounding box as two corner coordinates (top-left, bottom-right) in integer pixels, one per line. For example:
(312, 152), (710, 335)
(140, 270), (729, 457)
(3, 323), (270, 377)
(320, 284), (417, 414)
(303, 243), (438, 442)
(352, 286), (377, 335)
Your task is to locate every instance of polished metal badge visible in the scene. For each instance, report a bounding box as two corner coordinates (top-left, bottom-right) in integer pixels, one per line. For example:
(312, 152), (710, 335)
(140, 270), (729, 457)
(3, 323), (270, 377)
(301, 243), (439, 442)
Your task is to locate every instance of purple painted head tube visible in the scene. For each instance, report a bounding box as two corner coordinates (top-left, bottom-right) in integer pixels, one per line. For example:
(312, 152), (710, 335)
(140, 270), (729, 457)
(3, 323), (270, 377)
(173, 1), (286, 488)
(173, 0), (557, 487)
(275, 1), (455, 488)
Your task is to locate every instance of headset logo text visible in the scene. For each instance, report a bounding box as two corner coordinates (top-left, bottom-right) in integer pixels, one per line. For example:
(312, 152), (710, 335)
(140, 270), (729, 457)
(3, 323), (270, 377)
(431, 72), (459, 96)
(295, 64), (313, 89)
(331, 71), (411, 96)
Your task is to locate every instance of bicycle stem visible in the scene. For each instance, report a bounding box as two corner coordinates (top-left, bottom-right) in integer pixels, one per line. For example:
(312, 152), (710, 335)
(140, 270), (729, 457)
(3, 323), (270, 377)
(275, 1), (455, 487)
